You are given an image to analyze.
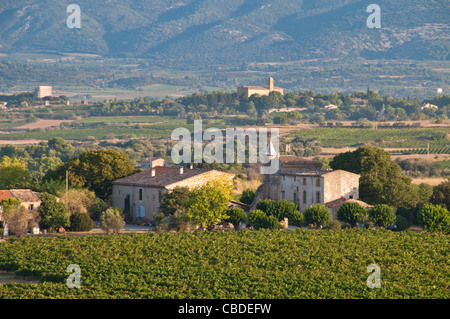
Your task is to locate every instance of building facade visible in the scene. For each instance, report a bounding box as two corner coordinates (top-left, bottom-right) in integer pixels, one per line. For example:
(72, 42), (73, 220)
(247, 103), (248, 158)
(112, 166), (234, 223)
(0, 189), (42, 235)
(35, 86), (52, 99)
(237, 76), (284, 98)
(250, 156), (360, 216)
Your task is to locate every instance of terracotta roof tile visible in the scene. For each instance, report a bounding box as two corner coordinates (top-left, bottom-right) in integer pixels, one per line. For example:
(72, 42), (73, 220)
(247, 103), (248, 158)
(113, 167), (234, 188)
(0, 190), (14, 202)
(10, 189), (41, 203)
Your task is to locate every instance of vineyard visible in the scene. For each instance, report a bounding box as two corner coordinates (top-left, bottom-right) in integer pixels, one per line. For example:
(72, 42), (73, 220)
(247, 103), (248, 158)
(395, 147), (450, 155)
(0, 229), (449, 299)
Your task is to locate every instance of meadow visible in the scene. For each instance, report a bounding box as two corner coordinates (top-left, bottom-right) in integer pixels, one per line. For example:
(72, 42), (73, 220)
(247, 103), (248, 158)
(0, 229), (448, 299)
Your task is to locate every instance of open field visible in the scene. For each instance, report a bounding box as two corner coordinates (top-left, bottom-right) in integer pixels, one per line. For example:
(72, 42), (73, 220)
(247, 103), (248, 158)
(15, 119), (72, 130)
(411, 178), (447, 186)
(0, 229), (448, 299)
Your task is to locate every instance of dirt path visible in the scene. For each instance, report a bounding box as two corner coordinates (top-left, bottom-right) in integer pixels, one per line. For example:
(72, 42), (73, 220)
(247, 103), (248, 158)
(0, 271), (40, 285)
(0, 138), (44, 145)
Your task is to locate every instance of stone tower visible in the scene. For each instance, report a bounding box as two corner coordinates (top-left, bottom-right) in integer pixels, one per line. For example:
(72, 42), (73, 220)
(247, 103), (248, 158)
(268, 76), (274, 91)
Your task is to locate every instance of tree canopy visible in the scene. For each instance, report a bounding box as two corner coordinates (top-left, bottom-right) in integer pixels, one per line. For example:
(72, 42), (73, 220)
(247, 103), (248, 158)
(330, 146), (419, 207)
(44, 149), (137, 199)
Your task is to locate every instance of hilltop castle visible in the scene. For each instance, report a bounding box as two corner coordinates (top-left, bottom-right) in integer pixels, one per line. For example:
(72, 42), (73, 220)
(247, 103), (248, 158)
(237, 76), (284, 98)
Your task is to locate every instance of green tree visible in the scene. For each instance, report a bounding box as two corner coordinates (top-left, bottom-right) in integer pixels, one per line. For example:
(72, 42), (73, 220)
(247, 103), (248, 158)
(256, 199), (303, 226)
(159, 186), (191, 217)
(369, 204), (396, 227)
(417, 204), (450, 234)
(69, 212), (94, 232)
(45, 149), (137, 199)
(430, 178), (450, 210)
(336, 201), (368, 227)
(38, 193), (70, 232)
(239, 189), (256, 205)
(303, 204), (332, 229)
(224, 207), (247, 229)
(330, 146), (418, 207)
(100, 208), (126, 234)
(0, 156), (33, 189)
(183, 180), (234, 229)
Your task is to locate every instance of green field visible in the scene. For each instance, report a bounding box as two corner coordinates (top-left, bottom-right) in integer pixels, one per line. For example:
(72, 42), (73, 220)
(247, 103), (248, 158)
(288, 127), (450, 149)
(0, 229), (448, 299)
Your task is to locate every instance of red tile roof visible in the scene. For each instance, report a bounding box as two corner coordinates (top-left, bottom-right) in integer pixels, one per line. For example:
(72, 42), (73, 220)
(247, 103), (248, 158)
(0, 190), (14, 202)
(10, 189), (41, 203)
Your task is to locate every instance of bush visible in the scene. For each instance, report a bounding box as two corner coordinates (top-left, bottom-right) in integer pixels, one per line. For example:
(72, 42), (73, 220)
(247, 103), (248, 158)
(100, 208), (126, 234)
(69, 212), (93, 232)
(417, 204), (450, 234)
(327, 220), (341, 230)
(224, 207), (248, 228)
(239, 189), (256, 205)
(256, 199), (303, 226)
(396, 206), (419, 225)
(248, 210), (278, 230)
(303, 204), (332, 229)
(337, 202), (367, 227)
(369, 204), (396, 227)
(395, 215), (411, 231)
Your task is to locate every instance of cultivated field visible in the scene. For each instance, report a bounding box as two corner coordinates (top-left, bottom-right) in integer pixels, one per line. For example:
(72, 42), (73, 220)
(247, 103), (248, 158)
(0, 229), (448, 299)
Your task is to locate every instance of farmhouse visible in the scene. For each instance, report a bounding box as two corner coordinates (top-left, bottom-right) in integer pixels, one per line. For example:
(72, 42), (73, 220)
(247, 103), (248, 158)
(237, 76), (284, 98)
(0, 189), (41, 235)
(112, 166), (234, 223)
(250, 156), (360, 216)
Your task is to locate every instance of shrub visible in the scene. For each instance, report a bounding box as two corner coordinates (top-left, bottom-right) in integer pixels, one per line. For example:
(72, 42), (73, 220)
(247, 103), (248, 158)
(100, 208), (126, 234)
(38, 192), (70, 232)
(336, 202), (367, 227)
(395, 215), (411, 231)
(256, 199), (303, 226)
(303, 204), (332, 229)
(369, 204), (396, 227)
(224, 207), (247, 228)
(417, 204), (450, 234)
(69, 212), (94, 232)
(327, 220), (342, 230)
(248, 210), (278, 230)
(396, 206), (419, 225)
(239, 189), (256, 205)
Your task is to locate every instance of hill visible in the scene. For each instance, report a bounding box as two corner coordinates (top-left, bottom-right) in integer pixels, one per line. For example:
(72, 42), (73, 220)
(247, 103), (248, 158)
(1, 0), (448, 65)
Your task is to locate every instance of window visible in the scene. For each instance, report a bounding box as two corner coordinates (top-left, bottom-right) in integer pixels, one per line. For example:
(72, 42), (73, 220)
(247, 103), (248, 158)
(158, 191), (162, 203)
(29, 204), (34, 211)
(303, 178), (306, 186)
(293, 192), (297, 204)
(316, 191), (321, 203)
(139, 188), (143, 201)
(316, 178), (321, 187)
(303, 191), (307, 204)
(281, 191), (285, 200)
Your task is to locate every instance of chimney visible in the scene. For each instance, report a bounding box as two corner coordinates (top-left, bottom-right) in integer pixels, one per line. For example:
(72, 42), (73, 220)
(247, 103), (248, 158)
(179, 166), (184, 175)
(151, 168), (156, 177)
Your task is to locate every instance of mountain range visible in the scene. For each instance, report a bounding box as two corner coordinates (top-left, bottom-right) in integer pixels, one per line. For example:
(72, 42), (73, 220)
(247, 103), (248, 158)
(1, 0), (448, 66)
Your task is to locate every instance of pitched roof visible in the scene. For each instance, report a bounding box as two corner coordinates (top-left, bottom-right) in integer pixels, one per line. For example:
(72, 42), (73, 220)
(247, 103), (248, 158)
(0, 190), (14, 202)
(112, 167), (233, 188)
(0, 189), (41, 204)
(10, 189), (41, 203)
